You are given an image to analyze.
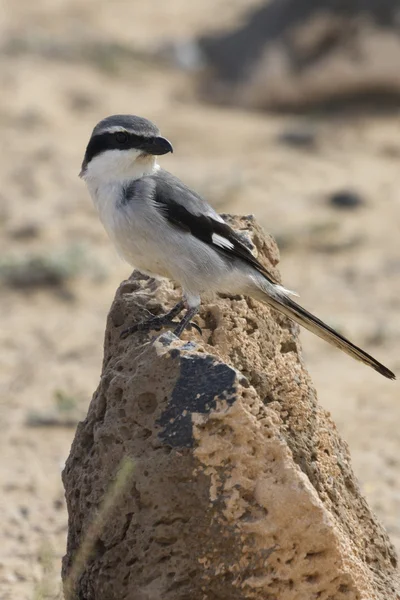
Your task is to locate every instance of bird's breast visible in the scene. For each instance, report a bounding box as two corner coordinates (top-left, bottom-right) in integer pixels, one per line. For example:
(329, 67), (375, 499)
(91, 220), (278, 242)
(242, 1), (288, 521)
(89, 182), (172, 278)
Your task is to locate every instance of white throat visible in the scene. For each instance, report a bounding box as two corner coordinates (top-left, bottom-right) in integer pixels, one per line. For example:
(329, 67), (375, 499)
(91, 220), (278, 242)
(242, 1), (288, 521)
(81, 149), (160, 235)
(81, 148), (159, 186)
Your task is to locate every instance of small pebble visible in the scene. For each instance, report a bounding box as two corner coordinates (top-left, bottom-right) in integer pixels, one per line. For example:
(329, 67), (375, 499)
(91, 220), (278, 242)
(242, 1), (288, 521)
(327, 190), (365, 210)
(277, 127), (316, 149)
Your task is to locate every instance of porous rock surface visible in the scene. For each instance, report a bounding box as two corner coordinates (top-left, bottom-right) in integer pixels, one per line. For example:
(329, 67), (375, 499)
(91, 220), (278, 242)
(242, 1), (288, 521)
(62, 216), (399, 600)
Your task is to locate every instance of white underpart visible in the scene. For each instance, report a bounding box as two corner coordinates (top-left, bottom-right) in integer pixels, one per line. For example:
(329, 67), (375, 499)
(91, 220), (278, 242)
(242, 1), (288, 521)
(212, 233), (234, 249)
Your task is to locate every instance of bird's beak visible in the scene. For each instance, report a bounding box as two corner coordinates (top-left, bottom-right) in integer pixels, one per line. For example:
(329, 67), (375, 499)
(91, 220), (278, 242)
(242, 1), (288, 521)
(142, 136), (173, 155)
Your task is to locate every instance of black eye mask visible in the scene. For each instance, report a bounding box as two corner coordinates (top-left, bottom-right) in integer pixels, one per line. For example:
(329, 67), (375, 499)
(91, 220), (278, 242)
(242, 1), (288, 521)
(80, 131), (173, 175)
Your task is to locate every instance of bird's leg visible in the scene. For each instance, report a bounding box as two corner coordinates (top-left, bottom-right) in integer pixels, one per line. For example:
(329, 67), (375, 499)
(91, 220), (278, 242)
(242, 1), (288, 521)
(120, 300), (185, 339)
(173, 306), (200, 337)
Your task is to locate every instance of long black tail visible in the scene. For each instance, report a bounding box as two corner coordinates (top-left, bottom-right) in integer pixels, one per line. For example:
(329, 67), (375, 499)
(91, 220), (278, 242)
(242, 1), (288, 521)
(253, 285), (395, 380)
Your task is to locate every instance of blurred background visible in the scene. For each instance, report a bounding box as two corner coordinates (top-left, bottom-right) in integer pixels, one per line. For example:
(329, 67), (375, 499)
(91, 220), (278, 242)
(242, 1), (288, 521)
(1, 0), (399, 597)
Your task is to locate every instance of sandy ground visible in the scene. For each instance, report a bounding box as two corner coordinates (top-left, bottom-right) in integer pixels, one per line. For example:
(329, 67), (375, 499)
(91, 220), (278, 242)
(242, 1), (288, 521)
(0, 1), (399, 598)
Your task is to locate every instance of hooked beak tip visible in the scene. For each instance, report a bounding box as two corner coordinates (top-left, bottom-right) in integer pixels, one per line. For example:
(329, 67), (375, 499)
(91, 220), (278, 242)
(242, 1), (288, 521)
(148, 136), (173, 156)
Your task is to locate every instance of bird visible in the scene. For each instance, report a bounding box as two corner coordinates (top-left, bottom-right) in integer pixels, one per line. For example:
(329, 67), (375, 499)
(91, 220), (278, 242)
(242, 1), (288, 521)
(80, 114), (395, 380)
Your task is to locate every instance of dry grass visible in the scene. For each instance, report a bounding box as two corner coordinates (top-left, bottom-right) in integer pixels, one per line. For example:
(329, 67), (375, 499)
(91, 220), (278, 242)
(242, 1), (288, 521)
(63, 457), (136, 600)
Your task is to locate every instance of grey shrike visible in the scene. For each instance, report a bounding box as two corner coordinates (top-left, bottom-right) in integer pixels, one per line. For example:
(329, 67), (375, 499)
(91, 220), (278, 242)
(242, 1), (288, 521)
(80, 114), (395, 380)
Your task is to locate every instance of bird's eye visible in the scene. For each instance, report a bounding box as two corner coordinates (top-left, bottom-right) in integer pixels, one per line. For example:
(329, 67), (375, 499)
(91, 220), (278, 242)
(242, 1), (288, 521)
(115, 132), (128, 144)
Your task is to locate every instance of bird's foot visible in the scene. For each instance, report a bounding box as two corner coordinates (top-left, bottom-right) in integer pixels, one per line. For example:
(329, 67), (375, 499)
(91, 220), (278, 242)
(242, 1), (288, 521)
(120, 316), (175, 339)
(173, 306), (200, 337)
(120, 301), (202, 339)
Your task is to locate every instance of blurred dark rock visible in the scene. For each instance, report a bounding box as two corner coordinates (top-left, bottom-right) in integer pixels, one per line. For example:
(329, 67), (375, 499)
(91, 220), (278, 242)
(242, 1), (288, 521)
(328, 190), (366, 210)
(276, 124), (317, 149)
(9, 223), (41, 240)
(197, 0), (400, 110)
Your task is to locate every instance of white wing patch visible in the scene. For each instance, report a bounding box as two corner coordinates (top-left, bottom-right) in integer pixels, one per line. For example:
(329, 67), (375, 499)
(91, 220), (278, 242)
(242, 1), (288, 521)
(212, 233), (234, 250)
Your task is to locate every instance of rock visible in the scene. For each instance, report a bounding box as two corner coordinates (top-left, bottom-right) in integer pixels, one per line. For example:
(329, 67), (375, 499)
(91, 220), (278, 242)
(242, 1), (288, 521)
(62, 216), (399, 600)
(197, 0), (400, 110)
(276, 125), (317, 149)
(328, 189), (366, 210)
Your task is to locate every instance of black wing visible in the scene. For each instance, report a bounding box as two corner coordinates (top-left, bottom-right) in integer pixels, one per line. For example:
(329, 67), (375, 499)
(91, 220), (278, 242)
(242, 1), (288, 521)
(151, 172), (279, 285)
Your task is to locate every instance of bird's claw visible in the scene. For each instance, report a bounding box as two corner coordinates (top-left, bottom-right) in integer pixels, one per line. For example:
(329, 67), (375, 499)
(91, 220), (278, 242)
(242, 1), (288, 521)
(120, 316), (179, 339)
(187, 321), (202, 336)
(121, 318), (202, 340)
(120, 301), (201, 340)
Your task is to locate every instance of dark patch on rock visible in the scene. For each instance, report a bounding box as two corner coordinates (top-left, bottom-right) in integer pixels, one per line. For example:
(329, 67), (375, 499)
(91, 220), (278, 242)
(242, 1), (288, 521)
(157, 354), (236, 447)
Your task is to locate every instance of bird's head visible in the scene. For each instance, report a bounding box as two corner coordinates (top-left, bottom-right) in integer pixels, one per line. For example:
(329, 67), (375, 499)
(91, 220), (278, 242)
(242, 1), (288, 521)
(80, 114), (173, 180)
